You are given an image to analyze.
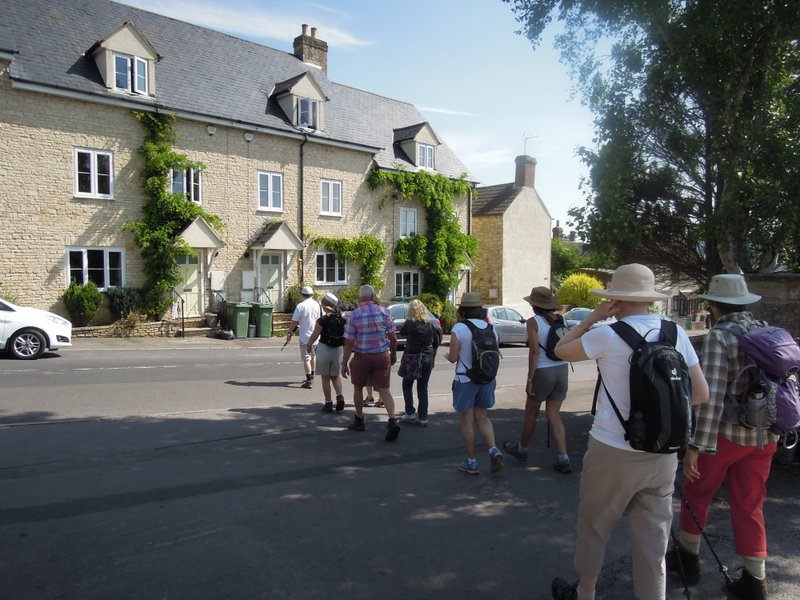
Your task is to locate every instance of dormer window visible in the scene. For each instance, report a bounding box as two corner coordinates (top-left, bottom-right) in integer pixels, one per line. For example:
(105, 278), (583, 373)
(272, 72), (327, 132)
(394, 122), (441, 171)
(418, 144), (435, 169)
(114, 54), (148, 94)
(298, 98), (318, 129)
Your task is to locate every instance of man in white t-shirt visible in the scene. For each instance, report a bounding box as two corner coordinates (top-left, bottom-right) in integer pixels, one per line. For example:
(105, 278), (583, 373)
(288, 286), (322, 389)
(550, 264), (709, 600)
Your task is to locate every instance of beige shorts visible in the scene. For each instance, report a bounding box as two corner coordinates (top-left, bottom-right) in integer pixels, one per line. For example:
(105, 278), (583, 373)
(316, 343), (343, 376)
(300, 340), (317, 363)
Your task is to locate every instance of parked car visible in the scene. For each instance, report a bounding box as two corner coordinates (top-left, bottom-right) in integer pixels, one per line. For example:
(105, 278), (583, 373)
(386, 303), (443, 347)
(485, 305), (528, 345)
(563, 307), (614, 329)
(0, 298), (72, 359)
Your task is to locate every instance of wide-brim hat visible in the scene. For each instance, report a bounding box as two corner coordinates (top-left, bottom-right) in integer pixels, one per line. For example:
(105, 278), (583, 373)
(523, 286), (557, 309)
(321, 292), (338, 308)
(458, 291), (483, 308)
(591, 263), (669, 302)
(697, 274), (761, 305)
(301, 285), (314, 296)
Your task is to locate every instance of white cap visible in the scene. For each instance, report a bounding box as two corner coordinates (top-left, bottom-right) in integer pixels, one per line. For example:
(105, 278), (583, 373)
(301, 285), (314, 296)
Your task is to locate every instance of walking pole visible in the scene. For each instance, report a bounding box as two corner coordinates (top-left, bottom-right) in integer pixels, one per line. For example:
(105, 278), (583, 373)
(281, 330), (293, 351)
(669, 525), (692, 599)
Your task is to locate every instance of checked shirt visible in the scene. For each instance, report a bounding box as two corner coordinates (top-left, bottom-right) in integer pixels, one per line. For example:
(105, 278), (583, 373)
(344, 301), (396, 354)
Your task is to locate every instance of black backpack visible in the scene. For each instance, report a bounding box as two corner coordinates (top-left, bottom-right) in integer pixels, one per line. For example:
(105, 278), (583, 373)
(539, 313), (568, 361)
(461, 320), (502, 384)
(593, 320), (692, 454)
(320, 314), (346, 347)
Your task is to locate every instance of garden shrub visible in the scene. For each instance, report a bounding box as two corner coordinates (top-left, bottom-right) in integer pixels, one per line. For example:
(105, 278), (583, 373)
(107, 286), (140, 319)
(62, 281), (103, 326)
(556, 273), (604, 309)
(414, 292), (443, 317)
(284, 282), (320, 314)
(439, 300), (457, 333)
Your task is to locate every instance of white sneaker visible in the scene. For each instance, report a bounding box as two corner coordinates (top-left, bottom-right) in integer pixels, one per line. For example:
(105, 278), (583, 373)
(401, 412), (417, 424)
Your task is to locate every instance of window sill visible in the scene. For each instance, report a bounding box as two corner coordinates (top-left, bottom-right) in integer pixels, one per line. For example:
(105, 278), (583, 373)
(257, 207), (284, 214)
(319, 212), (342, 218)
(73, 194), (114, 201)
(314, 282), (347, 286)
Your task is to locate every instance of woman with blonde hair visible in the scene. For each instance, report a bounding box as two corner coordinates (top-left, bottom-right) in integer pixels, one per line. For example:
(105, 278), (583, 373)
(398, 299), (439, 426)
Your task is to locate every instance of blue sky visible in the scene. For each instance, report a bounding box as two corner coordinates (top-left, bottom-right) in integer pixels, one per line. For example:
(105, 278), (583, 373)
(120, 0), (595, 230)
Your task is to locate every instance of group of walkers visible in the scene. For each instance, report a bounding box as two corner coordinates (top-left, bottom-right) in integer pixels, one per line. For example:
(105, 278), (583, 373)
(288, 264), (785, 600)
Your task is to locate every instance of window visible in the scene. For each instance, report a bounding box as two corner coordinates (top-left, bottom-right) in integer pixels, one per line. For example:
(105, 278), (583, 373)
(169, 169), (202, 204)
(320, 179), (342, 216)
(74, 149), (113, 198)
(114, 53), (148, 94)
(400, 207), (417, 237)
(417, 143), (434, 169)
(506, 308), (524, 322)
(395, 270), (420, 298)
(258, 171), (283, 211)
(315, 252), (347, 284)
(389, 304), (406, 319)
(66, 248), (124, 290)
(492, 308), (508, 321)
(298, 98), (318, 128)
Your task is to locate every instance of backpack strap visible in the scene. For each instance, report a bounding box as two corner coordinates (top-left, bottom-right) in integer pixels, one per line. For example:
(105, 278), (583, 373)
(610, 320), (646, 352)
(591, 366), (629, 437)
(659, 319), (679, 347)
(456, 320), (477, 375)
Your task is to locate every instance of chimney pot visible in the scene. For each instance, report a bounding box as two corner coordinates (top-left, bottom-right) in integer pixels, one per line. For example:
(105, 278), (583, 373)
(301, 24), (308, 36)
(293, 24), (329, 73)
(311, 27), (317, 38)
(514, 155), (537, 188)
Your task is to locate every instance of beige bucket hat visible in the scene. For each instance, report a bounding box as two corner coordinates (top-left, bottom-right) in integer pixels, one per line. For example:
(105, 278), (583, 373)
(523, 286), (557, 310)
(697, 274), (761, 305)
(591, 263), (669, 302)
(321, 292), (339, 308)
(458, 291), (483, 308)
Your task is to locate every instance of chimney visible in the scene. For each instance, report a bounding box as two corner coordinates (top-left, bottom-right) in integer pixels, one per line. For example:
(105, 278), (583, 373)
(293, 24), (328, 73)
(552, 220), (564, 240)
(514, 155), (536, 188)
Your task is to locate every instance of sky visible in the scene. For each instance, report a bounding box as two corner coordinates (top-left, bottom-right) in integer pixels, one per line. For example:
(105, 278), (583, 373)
(120, 0), (596, 231)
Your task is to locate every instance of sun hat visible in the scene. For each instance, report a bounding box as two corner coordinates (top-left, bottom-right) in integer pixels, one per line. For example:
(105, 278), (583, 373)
(320, 292), (338, 308)
(458, 291), (483, 308)
(523, 286), (557, 310)
(301, 285), (314, 296)
(697, 274), (761, 305)
(591, 263), (669, 302)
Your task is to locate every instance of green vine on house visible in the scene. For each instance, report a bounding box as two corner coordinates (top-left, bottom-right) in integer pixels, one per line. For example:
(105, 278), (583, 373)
(367, 166), (477, 299)
(125, 111), (223, 317)
(311, 235), (387, 290)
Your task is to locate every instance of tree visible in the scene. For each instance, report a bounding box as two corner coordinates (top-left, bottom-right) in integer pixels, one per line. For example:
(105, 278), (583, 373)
(505, 0), (800, 285)
(556, 273), (603, 308)
(551, 237), (584, 285)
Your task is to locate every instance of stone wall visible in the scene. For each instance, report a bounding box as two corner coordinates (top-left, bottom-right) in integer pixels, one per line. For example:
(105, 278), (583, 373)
(471, 215), (503, 302)
(745, 273), (800, 338)
(73, 320), (175, 338)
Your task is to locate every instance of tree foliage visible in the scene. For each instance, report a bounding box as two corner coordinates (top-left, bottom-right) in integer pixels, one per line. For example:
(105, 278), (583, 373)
(556, 273), (604, 309)
(506, 0), (800, 283)
(310, 235), (387, 291)
(551, 238), (584, 283)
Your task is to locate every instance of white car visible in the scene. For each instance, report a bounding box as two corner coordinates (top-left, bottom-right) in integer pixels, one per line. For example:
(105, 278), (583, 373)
(485, 305), (529, 345)
(0, 298), (72, 359)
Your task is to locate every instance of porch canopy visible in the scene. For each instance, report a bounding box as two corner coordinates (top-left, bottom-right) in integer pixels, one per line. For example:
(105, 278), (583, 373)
(179, 216), (224, 249)
(250, 221), (303, 251)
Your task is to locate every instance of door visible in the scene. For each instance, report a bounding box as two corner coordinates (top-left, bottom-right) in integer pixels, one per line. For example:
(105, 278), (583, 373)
(505, 307), (527, 343)
(490, 307), (510, 344)
(260, 253), (282, 308)
(176, 254), (201, 317)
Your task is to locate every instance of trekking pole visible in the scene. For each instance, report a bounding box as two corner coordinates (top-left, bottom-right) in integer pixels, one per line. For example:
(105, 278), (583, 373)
(669, 525), (692, 599)
(281, 331), (293, 351)
(675, 485), (733, 585)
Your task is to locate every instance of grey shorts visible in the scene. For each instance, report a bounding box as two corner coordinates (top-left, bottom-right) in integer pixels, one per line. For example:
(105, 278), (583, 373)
(531, 364), (569, 402)
(300, 340), (317, 363)
(315, 343), (342, 376)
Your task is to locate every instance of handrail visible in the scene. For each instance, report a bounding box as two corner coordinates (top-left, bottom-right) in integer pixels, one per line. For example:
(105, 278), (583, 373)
(254, 287), (273, 305)
(212, 292), (226, 329)
(171, 288), (186, 338)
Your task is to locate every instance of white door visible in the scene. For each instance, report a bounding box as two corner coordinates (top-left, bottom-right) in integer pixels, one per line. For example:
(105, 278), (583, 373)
(260, 253), (282, 309)
(176, 254), (202, 317)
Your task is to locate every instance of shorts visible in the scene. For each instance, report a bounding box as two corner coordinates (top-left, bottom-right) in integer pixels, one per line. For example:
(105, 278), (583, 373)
(531, 364), (569, 402)
(300, 340), (317, 363)
(350, 352), (391, 389)
(316, 343), (342, 377)
(452, 379), (496, 412)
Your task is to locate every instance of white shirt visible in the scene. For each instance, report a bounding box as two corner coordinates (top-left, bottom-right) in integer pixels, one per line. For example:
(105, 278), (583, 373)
(291, 297), (322, 344)
(451, 319), (499, 383)
(581, 315), (699, 451)
(534, 314), (567, 369)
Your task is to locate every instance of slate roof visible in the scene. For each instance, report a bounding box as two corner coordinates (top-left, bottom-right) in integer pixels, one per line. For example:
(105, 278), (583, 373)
(0, 0), (469, 179)
(393, 123), (426, 143)
(472, 183), (525, 216)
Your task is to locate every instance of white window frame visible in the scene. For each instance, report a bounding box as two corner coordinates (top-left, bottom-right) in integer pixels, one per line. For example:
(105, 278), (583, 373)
(400, 206), (417, 237)
(73, 148), (114, 199)
(65, 247), (125, 291)
(169, 168), (202, 204)
(320, 179), (342, 216)
(417, 143), (435, 169)
(298, 97), (318, 129)
(257, 171), (283, 212)
(395, 270), (420, 299)
(315, 252), (347, 285)
(113, 53), (148, 95)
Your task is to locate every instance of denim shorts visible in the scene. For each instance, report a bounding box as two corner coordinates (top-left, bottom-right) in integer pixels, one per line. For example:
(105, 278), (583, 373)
(451, 379), (496, 413)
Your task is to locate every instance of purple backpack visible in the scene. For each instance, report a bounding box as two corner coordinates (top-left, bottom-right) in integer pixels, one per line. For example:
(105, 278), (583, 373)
(721, 324), (800, 444)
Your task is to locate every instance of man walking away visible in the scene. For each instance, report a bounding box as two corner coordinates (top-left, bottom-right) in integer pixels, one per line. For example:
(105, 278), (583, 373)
(550, 264), (709, 600)
(341, 285), (401, 441)
(666, 275), (776, 600)
(287, 285), (321, 389)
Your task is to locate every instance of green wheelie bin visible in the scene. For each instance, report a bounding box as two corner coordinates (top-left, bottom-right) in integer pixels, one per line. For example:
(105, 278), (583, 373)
(226, 302), (251, 338)
(250, 303), (274, 338)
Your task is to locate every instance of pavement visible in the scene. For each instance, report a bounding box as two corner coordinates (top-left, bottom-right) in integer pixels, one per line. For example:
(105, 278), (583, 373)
(0, 335), (798, 599)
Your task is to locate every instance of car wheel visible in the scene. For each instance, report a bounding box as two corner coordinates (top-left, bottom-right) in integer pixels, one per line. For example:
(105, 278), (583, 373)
(8, 329), (46, 360)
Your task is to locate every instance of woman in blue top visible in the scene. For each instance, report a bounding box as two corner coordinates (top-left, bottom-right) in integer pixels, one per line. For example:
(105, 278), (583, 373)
(504, 286), (572, 473)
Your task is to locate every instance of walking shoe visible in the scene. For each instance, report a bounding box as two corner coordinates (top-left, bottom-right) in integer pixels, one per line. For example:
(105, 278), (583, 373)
(401, 412), (417, 424)
(347, 416), (365, 432)
(418, 418), (428, 427)
(335, 395), (345, 412)
(300, 379), (313, 389)
(503, 441), (528, 462)
(321, 401), (333, 413)
(489, 448), (504, 473)
(725, 568), (767, 600)
(363, 396), (375, 407)
(458, 458), (479, 474)
(551, 578), (579, 600)
(374, 398), (385, 408)
(385, 418), (401, 441)
(665, 544), (700, 585)
(553, 459), (572, 474)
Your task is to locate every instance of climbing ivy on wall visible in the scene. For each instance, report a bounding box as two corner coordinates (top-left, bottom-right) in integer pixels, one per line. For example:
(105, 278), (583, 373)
(311, 235), (387, 290)
(125, 111), (223, 317)
(367, 167), (477, 299)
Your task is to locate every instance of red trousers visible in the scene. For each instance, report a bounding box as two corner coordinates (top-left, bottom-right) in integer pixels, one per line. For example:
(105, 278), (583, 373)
(680, 436), (776, 557)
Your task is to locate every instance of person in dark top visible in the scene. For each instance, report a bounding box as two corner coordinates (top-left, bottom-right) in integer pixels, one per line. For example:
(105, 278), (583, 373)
(306, 293), (346, 412)
(399, 299), (439, 426)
